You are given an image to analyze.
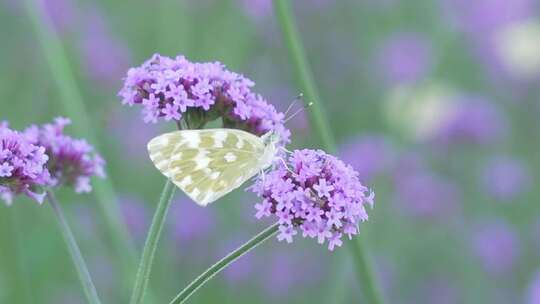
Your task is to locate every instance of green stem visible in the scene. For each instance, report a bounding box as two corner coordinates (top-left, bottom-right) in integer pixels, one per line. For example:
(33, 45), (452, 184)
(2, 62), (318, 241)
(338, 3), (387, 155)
(23, 0), (137, 286)
(169, 223), (279, 304)
(9, 209), (34, 304)
(47, 191), (102, 304)
(130, 180), (176, 304)
(273, 1), (384, 303)
(273, 0), (336, 151)
(349, 237), (385, 304)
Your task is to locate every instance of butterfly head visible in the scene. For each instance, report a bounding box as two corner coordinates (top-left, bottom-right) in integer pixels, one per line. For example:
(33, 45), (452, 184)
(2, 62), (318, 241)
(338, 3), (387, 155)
(259, 130), (281, 168)
(261, 130), (281, 148)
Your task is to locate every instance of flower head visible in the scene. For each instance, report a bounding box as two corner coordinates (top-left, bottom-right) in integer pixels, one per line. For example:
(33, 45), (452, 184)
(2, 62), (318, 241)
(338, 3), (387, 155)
(479, 155), (531, 201)
(339, 134), (394, 182)
(376, 32), (433, 85)
(249, 149), (374, 251)
(434, 95), (507, 146)
(471, 219), (520, 276)
(0, 123), (50, 205)
(23, 117), (105, 193)
(119, 54), (290, 144)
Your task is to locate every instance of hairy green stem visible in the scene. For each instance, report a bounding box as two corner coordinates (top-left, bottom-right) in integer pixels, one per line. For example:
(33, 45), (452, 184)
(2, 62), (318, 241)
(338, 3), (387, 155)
(273, 1), (384, 303)
(169, 223), (279, 304)
(130, 180), (176, 304)
(47, 191), (102, 304)
(23, 0), (138, 290)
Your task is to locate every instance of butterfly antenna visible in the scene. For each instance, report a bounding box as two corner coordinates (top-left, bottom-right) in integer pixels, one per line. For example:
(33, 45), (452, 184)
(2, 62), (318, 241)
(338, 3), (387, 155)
(284, 93), (304, 116)
(279, 146), (293, 155)
(284, 100), (313, 123)
(277, 157), (296, 176)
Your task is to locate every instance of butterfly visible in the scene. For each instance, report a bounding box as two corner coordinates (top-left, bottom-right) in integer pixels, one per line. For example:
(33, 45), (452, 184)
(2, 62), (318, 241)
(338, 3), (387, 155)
(147, 129), (280, 206)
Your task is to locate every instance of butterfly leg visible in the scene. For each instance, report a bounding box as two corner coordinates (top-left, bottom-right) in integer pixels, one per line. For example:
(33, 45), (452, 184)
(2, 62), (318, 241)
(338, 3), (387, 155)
(279, 146), (293, 155)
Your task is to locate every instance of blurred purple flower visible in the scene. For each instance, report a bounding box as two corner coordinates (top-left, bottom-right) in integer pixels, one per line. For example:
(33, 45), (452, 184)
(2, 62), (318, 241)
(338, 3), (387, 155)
(238, 0), (272, 19)
(250, 149), (374, 251)
(413, 276), (460, 304)
(89, 255), (116, 296)
(219, 235), (256, 283)
(169, 198), (217, 243)
(479, 156), (531, 201)
(107, 108), (162, 161)
(260, 249), (322, 296)
(443, 0), (535, 36)
(375, 32), (433, 85)
(442, 0), (539, 82)
(434, 95), (507, 146)
(0, 122), (50, 205)
(339, 134), (394, 182)
(392, 155), (461, 219)
(119, 54), (290, 144)
(119, 195), (150, 240)
(527, 270), (540, 304)
(72, 204), (98, 241)
(77, 9), (131, 87)
(38, 0), (76, 33)
(471, 219), (520, 276)
(24, 117), (105, 193)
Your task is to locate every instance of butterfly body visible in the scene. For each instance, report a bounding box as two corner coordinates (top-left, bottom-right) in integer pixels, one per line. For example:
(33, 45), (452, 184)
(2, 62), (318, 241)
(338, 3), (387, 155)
(148, 128), (279, 206)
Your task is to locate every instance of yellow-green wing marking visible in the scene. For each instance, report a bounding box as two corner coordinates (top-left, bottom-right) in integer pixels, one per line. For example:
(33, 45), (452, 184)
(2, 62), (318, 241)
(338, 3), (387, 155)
(147, 129), (266, 206)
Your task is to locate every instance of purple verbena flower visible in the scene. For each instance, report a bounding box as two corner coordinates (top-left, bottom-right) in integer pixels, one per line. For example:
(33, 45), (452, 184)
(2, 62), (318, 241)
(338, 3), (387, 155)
(434, 95), (507, 146)
(527, 270), (540, 304)
(0, 123), (50, 205)
(169, 198), (216, 243)
(392, 154), (461, 219)
(479, 155), (531, 201)
(119, 54), (290, 144)
(119, 195), (150, 241)
(471, 219), (520, 276)
(23, 117), (105, 193)
(339, 134), (394, 182)
(375, 32), (433, 85)
(249, 149), (374, 251)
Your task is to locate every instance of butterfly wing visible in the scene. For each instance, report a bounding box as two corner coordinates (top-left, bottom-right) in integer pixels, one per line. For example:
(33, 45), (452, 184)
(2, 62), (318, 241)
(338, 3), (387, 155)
(148, 129), (266, 206)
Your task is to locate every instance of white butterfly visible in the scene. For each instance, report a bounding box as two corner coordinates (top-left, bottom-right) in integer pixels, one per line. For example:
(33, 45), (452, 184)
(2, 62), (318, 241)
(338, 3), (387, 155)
(147, 129), (280, 206)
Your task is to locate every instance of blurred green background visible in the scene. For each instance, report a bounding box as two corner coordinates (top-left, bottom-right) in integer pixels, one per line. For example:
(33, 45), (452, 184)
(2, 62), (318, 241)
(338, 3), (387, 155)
(1, 0), (539, 303)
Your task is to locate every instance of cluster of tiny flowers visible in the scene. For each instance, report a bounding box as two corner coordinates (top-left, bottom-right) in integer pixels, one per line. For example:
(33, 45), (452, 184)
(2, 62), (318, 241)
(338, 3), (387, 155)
(23, 118), (105, 193)
(250, 149), (374, 251)
(118, 54), (290, 143)
(0, 123), (50, 205)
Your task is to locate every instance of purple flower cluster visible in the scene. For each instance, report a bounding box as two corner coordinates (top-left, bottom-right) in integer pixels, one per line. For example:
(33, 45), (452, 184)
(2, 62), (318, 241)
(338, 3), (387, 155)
(118, 54), (290, 143)
(471, 219), (520, 276)
(0, 123), (50, 205)
(376, 32), (433, 85)
(250, 149), (374, 251)
(479, 156), (531, 201)
(24, 117), (105, 193)
(434, 96), (507, 146)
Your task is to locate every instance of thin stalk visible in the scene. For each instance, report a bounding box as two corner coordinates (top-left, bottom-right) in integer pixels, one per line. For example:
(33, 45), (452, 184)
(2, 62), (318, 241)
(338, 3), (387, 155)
(130, 180), (176, 304)
(47, 191), (102, 304)
(25, 0), (135, 261)
(349, 236), (385, 303)
(169, 223), (279, 304)
(272, 0), (336, 151)
(9, 209), (34, 304)
(23, 0), (137, 288)
(273, 1), (384, 303)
